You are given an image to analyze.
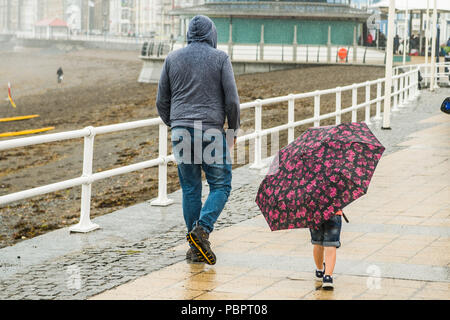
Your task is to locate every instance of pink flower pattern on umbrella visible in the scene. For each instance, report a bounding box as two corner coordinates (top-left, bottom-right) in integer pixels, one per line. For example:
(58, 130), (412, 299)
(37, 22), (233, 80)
(256, 122), (385, 231)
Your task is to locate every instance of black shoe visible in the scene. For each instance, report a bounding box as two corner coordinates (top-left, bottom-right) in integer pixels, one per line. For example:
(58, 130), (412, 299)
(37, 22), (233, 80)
(187, 223), (216, 265)
(322, 275), (334, 290)
(186, 246), (205, 263)
(315, 263), (325, 281)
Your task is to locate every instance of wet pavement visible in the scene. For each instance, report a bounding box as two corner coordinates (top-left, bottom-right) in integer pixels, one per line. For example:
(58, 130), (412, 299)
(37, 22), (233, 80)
(1, 88), (449, 300)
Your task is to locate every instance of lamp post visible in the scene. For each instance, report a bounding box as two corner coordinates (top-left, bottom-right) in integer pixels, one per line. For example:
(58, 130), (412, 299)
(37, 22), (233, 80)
(382, 0), (396, 130)
(403, 0), (408, 65)
(430, 0), (437, 91)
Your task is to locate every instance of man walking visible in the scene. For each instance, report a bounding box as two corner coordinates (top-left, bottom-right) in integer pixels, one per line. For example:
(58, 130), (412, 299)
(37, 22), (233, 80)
(156, 15), (240, 265)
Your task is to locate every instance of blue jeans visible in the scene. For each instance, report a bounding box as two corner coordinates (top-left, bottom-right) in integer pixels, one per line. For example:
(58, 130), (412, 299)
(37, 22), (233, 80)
(171, 126), (232, 234)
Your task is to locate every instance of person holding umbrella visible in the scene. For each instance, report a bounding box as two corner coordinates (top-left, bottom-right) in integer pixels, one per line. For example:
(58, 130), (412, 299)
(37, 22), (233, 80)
(256, 122), (385, 290)
(310, 209), (345, 289)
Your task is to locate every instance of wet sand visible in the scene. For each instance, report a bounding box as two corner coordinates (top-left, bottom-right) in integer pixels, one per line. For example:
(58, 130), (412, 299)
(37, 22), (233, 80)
(0, 47), (384, 248)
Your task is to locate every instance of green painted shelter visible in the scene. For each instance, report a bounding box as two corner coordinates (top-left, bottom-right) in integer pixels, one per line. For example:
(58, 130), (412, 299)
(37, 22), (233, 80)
(171, 1), (371, 46)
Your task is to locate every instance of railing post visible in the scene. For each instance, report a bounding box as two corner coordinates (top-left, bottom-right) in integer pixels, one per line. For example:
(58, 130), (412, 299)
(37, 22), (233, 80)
(314, 92), (321, 127)
(250, 99), (264, 169)
(404, 72), (410, 101)
(374, 81), (382, 120)
(335, 87), (342, 125)
(69, 126), (99, 233)
(150, 123), (174, 206)
(351, 84), (357, 122)
(288, 94), (295, 143)
(353, 26), (358, 63)
(415, 68), (421, 97)
(259, 24), (264, 61)
(408, 71), (415, 101)
(364, 82), (371, 125)
(293, 25), (298, 62)
(228, 22), (233, 59)
(403, 74), (408, 104)
(406, 72), (412, 101)
(327, 25), (332, 63)
(306, 45), (309, 63)
(392, 77), (399, 111)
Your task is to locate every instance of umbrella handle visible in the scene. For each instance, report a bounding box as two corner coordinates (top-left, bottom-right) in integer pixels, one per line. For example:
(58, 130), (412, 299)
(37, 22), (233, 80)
(342, 212), (349, 223)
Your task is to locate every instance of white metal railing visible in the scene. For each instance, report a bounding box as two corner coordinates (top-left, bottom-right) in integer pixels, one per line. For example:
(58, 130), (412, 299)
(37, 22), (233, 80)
(394, 62), (450, 89)
(15, 30), (385, 65)
(0, 63), (443, 233)
(15, 31), (156, 45)
(171, 42), (386, 65)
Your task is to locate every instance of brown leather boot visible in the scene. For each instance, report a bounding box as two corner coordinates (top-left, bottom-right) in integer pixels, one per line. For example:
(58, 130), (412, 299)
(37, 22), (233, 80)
(186, 223), (216, 265)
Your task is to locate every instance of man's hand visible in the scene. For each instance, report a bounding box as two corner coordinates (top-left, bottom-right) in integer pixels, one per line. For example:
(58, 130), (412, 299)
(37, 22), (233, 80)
(228, 136), (237, 150)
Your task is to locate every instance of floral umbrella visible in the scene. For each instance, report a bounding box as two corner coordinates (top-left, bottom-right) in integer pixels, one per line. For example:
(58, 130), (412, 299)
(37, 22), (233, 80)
(255, 122), (385, 231)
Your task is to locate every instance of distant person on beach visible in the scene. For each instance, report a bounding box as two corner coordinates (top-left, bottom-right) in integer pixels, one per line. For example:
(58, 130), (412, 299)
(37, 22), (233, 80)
(57, 67), (63, 83)
(156, 15), (240, 265)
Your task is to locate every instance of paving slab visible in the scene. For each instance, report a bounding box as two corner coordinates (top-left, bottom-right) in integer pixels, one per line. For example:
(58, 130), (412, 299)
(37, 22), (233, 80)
(0, 88), (449, 300)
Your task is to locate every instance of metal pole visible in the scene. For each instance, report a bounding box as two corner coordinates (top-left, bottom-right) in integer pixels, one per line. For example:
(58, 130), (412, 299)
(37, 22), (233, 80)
(419, 10), (423, 55)
(396, 76), (402, 108)
(352, 85), (358, 122)
(327, 25), (332, 63)
(430, 0), (437, 91)
(336, 88), (342, 125)
(365, 82), (371, 124)
(353, 26), (358, 63)
(382, 0), (395, 129)
(425, 0), (430, 86)
(293, 25), (298, 62)
(87, 0), (90, 38)
(288, 94), (295, 143)
(260, 24), (264, 61)
(250, 100), (263, 169)
(69, 127), (99, 233)
(403, 0), (408, 65)
(314, 93), (321, 127)
(375, 81), (382, 120)
(150, 124), (174, 206)
(228, 20), (233, 58)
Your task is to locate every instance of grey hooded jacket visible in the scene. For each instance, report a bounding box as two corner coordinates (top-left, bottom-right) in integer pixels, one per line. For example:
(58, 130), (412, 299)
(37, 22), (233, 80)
(156, 15), (240, 135)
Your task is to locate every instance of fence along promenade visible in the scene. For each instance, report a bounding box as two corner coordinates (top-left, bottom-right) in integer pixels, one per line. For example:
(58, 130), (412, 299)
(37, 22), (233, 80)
(0, 63), (446, 233)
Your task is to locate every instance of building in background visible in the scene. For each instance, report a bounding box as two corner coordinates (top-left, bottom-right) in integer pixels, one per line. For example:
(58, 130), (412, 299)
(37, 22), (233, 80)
(0, 0), (202, 38)
(0, 0), (43, 32)
(108, 0), (197, 39)
(109, 0), (133, 35)
(0, 0), (107, 34)
(107, 0), (205, 39)
(171, 0), (370, 46)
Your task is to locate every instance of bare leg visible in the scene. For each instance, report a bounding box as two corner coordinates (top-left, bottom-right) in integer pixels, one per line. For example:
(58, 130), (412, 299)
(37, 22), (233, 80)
(313, 245), (324, 270)
(324, 247), (337, 276)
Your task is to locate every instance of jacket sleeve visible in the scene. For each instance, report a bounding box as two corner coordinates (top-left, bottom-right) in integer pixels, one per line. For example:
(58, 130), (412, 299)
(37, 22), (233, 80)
(221, 56), (240, 136)
(156, 59), (171, 127)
